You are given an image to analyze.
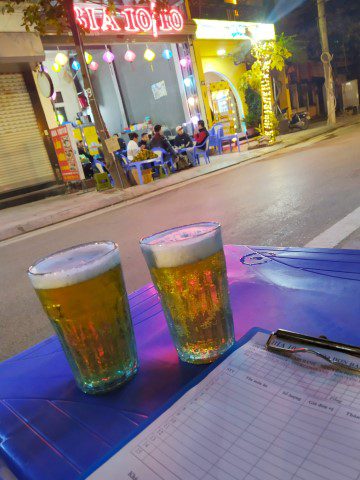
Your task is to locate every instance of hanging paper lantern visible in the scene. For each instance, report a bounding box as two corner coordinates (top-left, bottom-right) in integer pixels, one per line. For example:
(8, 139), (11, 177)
(124, 49), (136, 63)
(89, 61), (99, 71)
(71, 60), (81, 71)
(55, 52), (68, 66)
(144, 48), (156, 62)
(162, 49), (173, 60)
(187, 96), (196, 107)
(51, 62), (61, 73)
(84, 51), (93, 65)
(183, 76), (192, 88)
(103, 50), (115, 63)
(179, 58), (189, 67)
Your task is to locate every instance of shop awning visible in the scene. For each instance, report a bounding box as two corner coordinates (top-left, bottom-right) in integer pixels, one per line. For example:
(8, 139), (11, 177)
(0, 32), (45, 63)
(41, 20), (196, 48)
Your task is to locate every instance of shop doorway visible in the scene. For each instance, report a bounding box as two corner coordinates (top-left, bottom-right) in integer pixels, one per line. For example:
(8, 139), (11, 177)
(204, 71), (245, 134)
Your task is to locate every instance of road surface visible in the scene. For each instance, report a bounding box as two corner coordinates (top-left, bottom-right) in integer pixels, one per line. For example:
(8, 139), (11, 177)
(1, 124), (359, 359)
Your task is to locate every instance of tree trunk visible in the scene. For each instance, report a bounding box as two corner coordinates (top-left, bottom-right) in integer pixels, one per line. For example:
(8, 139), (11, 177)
(64, 0), (130, 188)
(317, 0), (336, 126)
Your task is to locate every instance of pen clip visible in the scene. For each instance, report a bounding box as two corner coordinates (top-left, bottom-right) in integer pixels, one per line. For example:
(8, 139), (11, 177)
(266, 329), (360, 374)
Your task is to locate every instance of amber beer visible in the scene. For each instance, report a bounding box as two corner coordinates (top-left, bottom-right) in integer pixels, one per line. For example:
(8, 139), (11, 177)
(28, 242), (138, 394)
(141, 223), (234, 363)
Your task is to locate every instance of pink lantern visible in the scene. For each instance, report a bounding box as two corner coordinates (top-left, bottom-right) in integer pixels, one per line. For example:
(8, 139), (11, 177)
(179, 58), (189, 67)
(103, 50), (115, 63)
(89, 61), (99, 71)
(124, 49), (136, 63)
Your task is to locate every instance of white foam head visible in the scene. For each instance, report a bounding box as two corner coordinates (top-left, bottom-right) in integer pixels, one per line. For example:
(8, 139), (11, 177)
(140, 222), (223, 269)
(28, 242), (120, 289)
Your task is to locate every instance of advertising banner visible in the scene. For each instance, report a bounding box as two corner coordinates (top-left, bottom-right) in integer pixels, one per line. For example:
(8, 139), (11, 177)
(50, 125), (85, 182)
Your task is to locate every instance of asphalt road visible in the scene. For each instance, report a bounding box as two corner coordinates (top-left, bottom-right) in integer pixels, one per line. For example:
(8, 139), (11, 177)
(1, 124), (360, 359)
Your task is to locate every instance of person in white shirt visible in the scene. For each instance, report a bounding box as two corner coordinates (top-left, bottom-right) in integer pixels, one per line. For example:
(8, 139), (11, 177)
(127, 133), (140, 161)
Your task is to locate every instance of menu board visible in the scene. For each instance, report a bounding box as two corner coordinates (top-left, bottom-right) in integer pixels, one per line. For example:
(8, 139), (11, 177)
(50, 125), (84, 182)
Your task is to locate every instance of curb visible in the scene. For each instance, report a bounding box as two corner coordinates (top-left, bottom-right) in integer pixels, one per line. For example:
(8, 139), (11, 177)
(1, 119), (359, 242)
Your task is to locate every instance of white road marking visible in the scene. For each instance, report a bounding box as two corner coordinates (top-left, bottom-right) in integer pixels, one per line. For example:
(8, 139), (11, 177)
(305, 206), (360, 248)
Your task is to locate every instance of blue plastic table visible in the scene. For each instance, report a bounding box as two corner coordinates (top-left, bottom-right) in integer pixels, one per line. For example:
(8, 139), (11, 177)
(1, 245), (359, 480)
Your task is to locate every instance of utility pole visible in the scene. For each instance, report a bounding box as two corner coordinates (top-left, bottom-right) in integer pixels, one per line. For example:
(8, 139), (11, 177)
(316, 0), (336, 126)
(64, 0), (129, 188)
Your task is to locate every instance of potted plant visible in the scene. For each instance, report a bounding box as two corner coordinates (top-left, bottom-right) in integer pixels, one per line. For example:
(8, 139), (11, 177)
(243, 111), (260, 136)
(244, 87), (262, 136)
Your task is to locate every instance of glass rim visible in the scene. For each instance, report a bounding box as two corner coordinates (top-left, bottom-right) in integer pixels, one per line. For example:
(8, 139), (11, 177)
(28, 241), (118, 277)
(139, 222), (221, 246)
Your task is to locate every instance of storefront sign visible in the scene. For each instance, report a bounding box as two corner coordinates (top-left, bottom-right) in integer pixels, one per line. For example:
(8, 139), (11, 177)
(194, 19), (275, 42)
(50, 125), (84, 182)
(74, 4), (184, 37)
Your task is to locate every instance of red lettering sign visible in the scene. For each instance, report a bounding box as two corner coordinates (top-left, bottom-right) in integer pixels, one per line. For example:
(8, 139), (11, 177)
(74, 3), (184, 36)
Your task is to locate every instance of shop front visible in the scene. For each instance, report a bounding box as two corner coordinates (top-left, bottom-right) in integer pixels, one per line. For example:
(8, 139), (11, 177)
(41, 2), (202, 149)
(0, 20), (63, 204)
(191, 19), (277, 134)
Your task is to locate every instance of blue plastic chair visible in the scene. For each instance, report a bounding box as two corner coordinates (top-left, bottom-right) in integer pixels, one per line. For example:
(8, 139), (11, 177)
(151, 148), (175, 173)
(193, 138), (210, 165)
(216, 126), (241, 153)
(208, 131), (221, 154)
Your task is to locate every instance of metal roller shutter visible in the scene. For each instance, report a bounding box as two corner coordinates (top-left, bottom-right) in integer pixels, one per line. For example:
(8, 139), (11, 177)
(0, 73), (55, 193)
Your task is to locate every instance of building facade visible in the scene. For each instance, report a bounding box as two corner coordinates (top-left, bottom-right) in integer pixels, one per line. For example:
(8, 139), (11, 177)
(0, 10), (63, 207)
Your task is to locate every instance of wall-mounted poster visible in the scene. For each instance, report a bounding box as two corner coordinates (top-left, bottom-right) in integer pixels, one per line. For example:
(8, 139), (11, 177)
(151, 80), (167, 100)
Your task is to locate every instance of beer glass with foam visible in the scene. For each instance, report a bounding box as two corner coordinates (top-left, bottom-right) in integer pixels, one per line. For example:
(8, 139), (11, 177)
(28, 242), (138, 394)
(140, 222), (234, 364)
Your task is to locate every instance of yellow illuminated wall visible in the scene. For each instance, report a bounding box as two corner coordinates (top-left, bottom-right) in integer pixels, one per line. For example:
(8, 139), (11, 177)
(192, 38), (291, 130)
(193, 39), (247, 129)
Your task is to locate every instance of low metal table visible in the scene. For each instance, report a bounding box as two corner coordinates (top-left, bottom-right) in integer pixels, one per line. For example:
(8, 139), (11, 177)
(0, 245), (359, 480)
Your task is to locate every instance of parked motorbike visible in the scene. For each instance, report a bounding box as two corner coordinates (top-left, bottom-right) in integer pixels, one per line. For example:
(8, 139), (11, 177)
(282, 108), (311, 130)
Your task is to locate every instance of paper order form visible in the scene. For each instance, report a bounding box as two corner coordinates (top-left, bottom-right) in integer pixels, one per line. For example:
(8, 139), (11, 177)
(88, 333), (360, 480)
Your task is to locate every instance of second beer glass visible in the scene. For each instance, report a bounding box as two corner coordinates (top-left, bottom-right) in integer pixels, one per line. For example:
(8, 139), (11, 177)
(140, 222), (234, 364)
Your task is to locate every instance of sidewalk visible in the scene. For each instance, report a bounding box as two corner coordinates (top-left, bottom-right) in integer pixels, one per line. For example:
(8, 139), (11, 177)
(1, 115), (359, 242)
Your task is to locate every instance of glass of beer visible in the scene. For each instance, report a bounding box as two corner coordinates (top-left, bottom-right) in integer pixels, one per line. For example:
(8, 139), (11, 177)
(140, 222), (234, 364)
(28, 242), (138, 394)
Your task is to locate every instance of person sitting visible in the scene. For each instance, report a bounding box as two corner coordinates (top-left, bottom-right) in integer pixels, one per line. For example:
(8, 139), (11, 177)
(127, 132), (140, 161)
(174, 126), (193, 149)
(149, 124), (177, 157)
(139, 132), (150, 149)
(194, 120), (209, 149)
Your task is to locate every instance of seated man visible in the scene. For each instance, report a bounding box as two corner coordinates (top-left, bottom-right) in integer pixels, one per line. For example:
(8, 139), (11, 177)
(174, 125), (193, 149)
(126, 132), (140, 161)
(179, 120), (209, 165)
(139, 132), (150, 149)
(194, 120), (209, 148)
(149, 124), (177, 158)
